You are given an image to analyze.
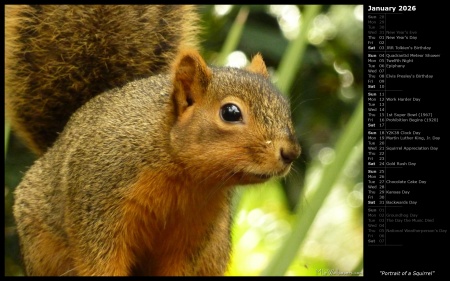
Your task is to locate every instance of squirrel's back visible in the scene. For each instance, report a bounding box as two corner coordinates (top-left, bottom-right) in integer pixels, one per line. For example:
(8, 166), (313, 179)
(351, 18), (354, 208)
(5, 5), (199, 154)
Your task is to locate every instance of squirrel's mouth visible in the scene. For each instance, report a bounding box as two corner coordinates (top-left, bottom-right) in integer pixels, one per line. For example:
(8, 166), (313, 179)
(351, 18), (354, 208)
(236, 172), (272, 184)
(230, 171), (272, 184)
(233, 165), (292, 185)
(236, 171), (278, 184)
(251, 173), (272, 180)
(247, 166), (292, 181)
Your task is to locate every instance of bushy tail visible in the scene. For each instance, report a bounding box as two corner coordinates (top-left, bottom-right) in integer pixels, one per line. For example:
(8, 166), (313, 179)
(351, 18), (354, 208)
(5, 5), (199, 155)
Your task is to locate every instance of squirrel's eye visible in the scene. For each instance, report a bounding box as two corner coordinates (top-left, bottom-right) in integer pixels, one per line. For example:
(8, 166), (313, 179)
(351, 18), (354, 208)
(220, 103), (242, 122)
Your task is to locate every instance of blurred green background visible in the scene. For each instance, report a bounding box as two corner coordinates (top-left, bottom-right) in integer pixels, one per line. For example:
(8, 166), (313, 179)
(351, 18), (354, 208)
(4, 5), (363, 276)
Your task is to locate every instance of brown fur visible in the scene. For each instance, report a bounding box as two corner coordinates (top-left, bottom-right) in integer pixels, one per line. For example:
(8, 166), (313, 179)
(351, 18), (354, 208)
(9, 6), (301, 276)
(121, 168), (231, 275)
(5, 5), (199, 154)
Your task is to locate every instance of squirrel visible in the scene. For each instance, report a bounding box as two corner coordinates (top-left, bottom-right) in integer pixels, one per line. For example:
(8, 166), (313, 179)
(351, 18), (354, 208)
(6, 5), (301, 276)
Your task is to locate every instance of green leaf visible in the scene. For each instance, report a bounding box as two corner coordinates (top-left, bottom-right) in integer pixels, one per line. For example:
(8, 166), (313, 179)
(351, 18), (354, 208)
(275, 5), (322, 96)
(216, 6), (249, 66)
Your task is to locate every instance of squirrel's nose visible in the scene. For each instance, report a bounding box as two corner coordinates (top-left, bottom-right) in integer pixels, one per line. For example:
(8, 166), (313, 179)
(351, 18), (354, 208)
(280, 145), (301, 164)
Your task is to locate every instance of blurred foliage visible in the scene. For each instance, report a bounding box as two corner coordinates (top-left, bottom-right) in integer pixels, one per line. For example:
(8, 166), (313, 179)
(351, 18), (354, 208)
(198, 4), (363, 276)
(4, 4), (363, 276)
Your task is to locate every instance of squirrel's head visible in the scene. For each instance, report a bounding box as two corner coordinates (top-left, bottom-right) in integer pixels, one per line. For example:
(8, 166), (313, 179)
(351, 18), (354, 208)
(169, 49), (300, 186)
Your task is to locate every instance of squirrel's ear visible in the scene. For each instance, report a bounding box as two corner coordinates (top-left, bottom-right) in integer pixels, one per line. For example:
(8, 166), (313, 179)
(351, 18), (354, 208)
(171, 49), (212, 117)
(246, 53), (269, 79)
